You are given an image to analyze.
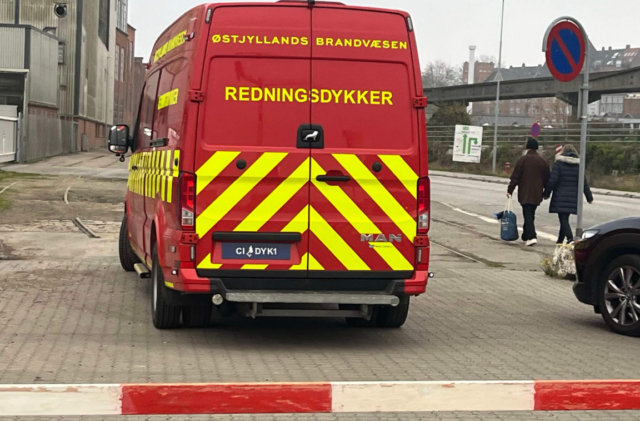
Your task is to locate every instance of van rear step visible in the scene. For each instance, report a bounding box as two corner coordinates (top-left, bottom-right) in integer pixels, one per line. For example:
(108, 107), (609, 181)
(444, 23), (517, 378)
(134, 263), (151, 279)
(225, 292), (400, 306)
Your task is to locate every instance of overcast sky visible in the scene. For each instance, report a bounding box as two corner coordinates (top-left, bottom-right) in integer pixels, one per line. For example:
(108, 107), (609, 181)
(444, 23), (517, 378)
(131, 0), (640, 69)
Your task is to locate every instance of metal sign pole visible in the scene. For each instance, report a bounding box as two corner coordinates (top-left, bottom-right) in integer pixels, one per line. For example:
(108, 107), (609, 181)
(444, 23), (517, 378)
(542, 16), (590, 237)
(576, 38), (590, 238)
(492, 0), (505, 174)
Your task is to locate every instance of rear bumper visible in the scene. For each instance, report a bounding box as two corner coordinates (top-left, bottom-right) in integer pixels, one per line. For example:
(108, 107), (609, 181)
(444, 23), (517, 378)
(163, 268), (429, 298)
(572, 280), (593, 306)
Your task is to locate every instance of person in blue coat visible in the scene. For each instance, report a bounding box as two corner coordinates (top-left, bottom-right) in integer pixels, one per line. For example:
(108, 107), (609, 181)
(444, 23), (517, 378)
(543, 145), (594, 244)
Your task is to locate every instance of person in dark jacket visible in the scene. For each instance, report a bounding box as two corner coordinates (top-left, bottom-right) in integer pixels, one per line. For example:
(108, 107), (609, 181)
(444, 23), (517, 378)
(543, 145), (594, 244)
(507, 138), (551, 246)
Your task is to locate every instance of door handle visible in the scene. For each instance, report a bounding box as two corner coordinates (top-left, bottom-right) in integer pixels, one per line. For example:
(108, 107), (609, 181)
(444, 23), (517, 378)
(302, 131), (319, 142)
(132, 166), (139, 170)
(316, 175), (351, 183)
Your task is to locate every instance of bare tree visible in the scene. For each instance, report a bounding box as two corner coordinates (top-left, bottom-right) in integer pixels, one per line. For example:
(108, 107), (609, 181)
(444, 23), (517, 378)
(478, 55), (497, 64)
(422, 61), (462, 88)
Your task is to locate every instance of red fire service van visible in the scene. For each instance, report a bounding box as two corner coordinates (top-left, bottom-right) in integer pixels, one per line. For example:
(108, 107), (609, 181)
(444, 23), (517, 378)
(109, 0), (430, 329)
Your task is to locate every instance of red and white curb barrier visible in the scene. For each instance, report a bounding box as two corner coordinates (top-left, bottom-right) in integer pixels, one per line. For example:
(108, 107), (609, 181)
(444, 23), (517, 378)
(1, 381), (640, 416)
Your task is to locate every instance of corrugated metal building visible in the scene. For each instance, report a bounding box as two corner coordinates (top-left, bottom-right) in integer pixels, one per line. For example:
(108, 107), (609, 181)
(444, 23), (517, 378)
(0, 0), (116, 162)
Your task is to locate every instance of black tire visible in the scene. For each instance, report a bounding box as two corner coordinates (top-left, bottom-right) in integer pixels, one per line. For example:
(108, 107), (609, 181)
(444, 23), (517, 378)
(150, 245), (181, 329)
(119, 215), (140, 272)
(598, 255), (640, 337)
(182, 305), (212, 328)
(376, 296), (410, 328)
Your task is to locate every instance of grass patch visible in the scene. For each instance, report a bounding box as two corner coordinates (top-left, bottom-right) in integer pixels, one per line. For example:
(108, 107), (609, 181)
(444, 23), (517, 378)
(0, 170), (43, 182)
(0, 197), (11, 213)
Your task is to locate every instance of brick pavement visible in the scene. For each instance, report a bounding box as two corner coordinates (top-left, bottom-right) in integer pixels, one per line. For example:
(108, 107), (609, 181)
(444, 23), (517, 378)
(1, 256), (639, 385)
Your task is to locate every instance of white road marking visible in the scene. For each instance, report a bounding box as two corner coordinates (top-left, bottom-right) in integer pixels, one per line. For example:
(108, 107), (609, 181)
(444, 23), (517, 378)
(0, 182), (17, 195)
(436, 201), (558, 243)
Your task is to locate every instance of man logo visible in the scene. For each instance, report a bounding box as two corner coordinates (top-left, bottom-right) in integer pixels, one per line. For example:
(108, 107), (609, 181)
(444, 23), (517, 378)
(361, 234), (402, 243)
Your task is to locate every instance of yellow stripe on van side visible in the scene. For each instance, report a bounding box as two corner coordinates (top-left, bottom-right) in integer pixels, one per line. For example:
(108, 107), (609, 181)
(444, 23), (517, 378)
(154, 151), (160, 197)
(173, 150), (180, 177)
(234, 158), (310, 233)
(196, 152), (288, 238)
(198, 254), (222, 269)
(308, 253), (325, 270)
(379, 155), (418, 199)
(334, 154), (415, 242)
(309, 206), (369, 271)
(290, 253), (324, 271)
(241, 265), (269, 270)
(196, 151), (241, 195)
(166, 150), (174, 203)
(290, 253), (309, 271)
(161, 151), (167, 201)
(310, 159), (411, 271)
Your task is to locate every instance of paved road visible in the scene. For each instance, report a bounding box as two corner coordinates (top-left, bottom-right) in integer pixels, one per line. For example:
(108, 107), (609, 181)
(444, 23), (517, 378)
(431, 174), (639, 244)
(2, 162), (640, 419)
(2, 221), (639, 386)
(2, 151), (129, 180)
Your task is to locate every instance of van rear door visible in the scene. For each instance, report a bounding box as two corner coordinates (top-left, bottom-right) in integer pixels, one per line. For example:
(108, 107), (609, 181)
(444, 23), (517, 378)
(308, 6), (419, 278)
(195, 4), (312, 275)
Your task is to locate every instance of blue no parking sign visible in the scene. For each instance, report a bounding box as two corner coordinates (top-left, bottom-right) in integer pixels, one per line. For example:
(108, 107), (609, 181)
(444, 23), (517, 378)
(545, 21), (586, 82)
(531, 123), (541, 138)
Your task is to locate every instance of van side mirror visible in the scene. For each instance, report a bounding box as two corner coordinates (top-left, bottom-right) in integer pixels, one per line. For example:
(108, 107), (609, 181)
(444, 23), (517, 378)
(108, 125), (130, 155)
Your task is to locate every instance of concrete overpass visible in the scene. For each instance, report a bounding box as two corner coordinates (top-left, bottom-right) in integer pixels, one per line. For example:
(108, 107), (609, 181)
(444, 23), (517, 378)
(423, 67), (640, 108)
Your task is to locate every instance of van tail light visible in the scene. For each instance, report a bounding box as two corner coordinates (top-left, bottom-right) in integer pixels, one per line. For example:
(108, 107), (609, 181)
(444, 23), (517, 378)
(181, 173), (196, 231)
(417, 176), (430, 235)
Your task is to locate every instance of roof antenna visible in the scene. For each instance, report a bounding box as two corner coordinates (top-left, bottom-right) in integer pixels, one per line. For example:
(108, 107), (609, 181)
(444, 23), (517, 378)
(308, 0), (316, 6)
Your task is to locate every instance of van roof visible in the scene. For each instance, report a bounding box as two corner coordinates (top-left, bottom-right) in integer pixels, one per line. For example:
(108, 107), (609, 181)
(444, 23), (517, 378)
(151, 1), (410, 50)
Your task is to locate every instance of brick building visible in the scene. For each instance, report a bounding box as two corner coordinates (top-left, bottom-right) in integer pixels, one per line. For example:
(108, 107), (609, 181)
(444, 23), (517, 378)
(462, 61), (495, 86)
(114, 23), (136, 126)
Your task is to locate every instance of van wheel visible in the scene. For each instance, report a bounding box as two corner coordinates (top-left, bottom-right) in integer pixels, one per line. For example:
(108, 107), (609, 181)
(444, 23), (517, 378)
(376, 296), (410, 328)
(182, 305), (212, 328)
(119, 215), (140, 272)
(150, 245), (181, 329)
(598, 255), (640, 337)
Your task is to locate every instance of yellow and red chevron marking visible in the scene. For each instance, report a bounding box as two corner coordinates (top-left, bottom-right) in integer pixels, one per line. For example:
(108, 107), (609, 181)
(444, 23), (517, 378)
(128, 150), (180, 203)
(194, 151), (418, 272)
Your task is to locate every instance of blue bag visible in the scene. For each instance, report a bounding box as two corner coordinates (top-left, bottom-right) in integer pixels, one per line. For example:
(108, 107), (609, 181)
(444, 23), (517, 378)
(500, 198), (519, 242)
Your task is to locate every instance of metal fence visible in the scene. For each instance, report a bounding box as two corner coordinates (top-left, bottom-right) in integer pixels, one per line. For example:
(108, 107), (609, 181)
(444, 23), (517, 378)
(427, 122), (640, 146)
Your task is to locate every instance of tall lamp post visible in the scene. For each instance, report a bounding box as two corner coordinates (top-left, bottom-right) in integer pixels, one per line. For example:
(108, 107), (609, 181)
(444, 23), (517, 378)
(492, 0), (506, 174)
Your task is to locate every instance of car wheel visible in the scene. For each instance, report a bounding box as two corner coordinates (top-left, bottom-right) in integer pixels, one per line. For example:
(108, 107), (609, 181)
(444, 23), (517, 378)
(376, 296), (410, 328)
(118, 215), (140, 272)
(150, 245), (181, 329)
(598, 255), (640, 337)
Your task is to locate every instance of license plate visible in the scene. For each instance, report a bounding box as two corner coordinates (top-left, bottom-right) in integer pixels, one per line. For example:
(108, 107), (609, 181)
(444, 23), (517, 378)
(221, 243), (291, 260)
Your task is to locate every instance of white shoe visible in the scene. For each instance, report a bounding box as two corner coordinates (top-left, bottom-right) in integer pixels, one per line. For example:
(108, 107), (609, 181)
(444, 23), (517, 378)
(526, 239), (538, 247)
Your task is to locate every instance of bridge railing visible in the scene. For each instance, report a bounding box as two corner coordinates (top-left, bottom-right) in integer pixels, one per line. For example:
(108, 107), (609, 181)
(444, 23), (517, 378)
(427, 123), (640, 187)
(427, 122), (640, 146)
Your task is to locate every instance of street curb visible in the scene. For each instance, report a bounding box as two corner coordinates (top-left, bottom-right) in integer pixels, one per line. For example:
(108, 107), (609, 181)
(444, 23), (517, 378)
(431, 172), (640, 200)
(2, 381), (640, 416)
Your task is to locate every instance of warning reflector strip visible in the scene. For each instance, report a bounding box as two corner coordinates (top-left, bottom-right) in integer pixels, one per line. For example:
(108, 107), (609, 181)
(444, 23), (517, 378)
(196, 152), (288, 238)
(378, 154), (418, 199)
(333, 154), (415, 241)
